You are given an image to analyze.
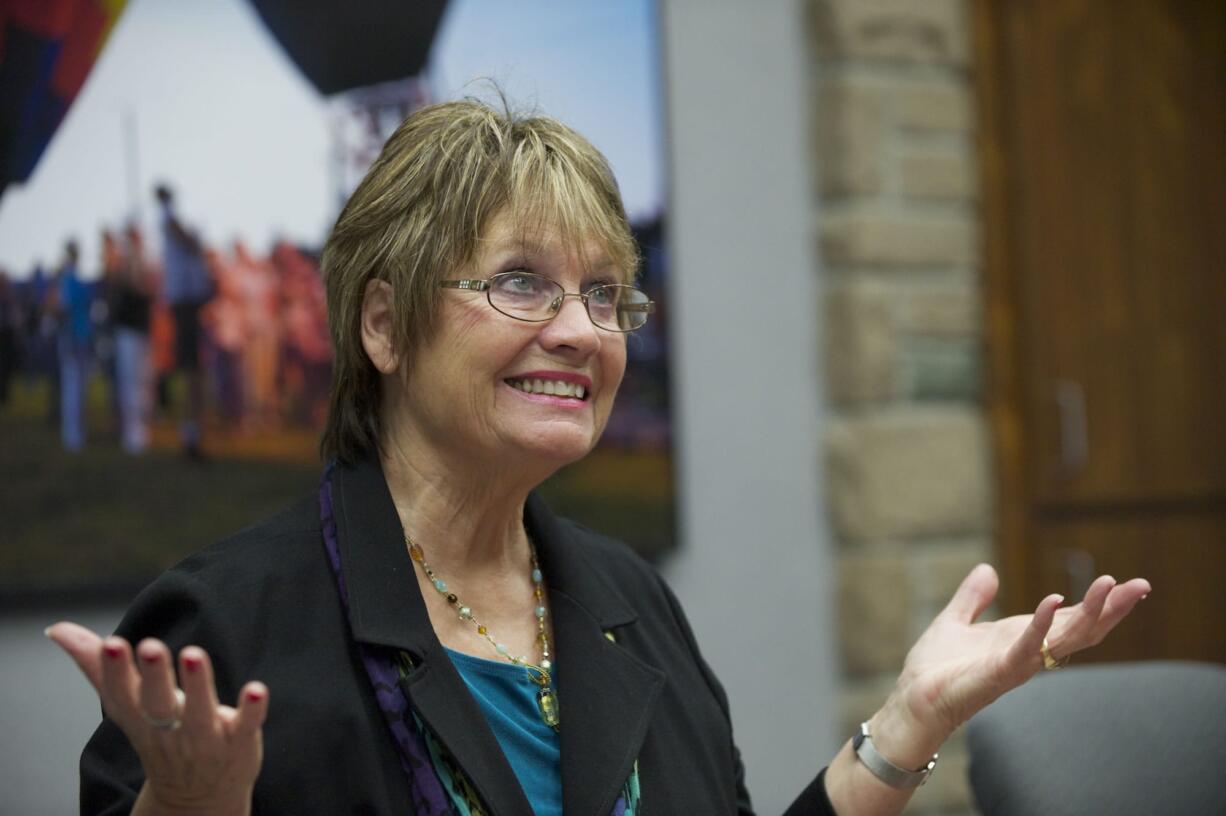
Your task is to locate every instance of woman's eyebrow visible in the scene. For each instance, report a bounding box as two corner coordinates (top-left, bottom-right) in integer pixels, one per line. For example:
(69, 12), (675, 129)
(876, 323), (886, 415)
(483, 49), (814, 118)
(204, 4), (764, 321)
(485, 236), (616, 273)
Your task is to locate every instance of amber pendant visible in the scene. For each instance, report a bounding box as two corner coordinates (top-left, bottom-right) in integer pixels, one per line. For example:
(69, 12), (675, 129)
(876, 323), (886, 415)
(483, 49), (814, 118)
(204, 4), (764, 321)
(537, 685), (560, 730)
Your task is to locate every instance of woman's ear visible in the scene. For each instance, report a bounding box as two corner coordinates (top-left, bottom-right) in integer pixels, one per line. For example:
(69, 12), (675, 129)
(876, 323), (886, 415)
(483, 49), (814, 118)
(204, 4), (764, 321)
(360, 279), (399, 374)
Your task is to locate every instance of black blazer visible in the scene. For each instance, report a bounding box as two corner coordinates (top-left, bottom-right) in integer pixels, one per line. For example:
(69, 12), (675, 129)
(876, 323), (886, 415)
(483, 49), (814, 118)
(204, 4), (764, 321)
(81, 458), (833, 815)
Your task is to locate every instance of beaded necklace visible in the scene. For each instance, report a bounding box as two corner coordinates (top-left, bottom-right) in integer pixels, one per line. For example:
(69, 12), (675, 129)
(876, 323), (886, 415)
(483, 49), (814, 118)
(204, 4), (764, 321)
(407, 534), (560, 730)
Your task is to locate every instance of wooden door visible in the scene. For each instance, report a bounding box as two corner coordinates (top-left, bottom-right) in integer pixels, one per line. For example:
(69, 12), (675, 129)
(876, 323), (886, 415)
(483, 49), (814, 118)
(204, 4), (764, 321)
(975, 0), (1226, 662)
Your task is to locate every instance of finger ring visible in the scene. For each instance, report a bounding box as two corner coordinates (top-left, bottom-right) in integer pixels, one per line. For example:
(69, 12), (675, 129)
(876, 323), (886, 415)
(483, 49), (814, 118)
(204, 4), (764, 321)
(142, 688), (186, 731)
(1040, 637), (1067, 671)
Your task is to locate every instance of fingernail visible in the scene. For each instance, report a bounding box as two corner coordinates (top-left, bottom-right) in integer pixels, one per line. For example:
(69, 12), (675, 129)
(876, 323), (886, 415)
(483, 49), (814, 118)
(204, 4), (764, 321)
(139, 651), (159, 664)
(245, 688), (265, 703)
(104, 642), (123, 659)
(183, 654), (203, 673)
(1053, 594), (1065, 606)
(43, 626), (53, 638)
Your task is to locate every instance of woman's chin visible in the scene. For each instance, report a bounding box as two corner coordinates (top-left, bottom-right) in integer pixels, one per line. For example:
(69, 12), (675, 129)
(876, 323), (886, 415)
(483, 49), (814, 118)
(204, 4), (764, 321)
(508, 427), (601, 467)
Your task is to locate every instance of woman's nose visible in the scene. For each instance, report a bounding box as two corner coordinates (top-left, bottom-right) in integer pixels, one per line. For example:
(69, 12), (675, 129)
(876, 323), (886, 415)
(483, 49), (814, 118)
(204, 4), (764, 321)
(540, 294), (599, 351)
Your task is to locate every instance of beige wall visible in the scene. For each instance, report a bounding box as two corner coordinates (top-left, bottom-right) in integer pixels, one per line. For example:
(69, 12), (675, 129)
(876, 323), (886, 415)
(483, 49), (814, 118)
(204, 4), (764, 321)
(659, 1), (838, 812)
(809, 1), (990, 812)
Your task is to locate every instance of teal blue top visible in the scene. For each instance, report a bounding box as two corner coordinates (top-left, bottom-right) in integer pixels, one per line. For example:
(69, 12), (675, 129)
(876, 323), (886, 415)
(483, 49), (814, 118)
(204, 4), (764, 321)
(446, 648), (562, 815)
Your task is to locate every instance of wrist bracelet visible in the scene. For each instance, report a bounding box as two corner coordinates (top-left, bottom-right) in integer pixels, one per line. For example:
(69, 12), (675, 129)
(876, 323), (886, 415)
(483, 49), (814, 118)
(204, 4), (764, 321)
(851, 721), (939, 789)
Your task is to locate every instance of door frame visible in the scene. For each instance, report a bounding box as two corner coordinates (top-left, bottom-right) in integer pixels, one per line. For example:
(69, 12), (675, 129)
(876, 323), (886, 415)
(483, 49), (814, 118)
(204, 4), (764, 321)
(972, 0), (1036, 616)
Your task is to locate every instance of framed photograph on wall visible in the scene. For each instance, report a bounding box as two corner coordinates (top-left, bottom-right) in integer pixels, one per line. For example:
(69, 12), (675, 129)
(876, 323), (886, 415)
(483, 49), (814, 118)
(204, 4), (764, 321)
(0, 0), (673, 602)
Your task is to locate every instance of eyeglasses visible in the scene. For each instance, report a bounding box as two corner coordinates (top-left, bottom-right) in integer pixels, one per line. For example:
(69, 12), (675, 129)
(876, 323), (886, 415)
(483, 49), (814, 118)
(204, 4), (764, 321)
(440, 271), (655, 332)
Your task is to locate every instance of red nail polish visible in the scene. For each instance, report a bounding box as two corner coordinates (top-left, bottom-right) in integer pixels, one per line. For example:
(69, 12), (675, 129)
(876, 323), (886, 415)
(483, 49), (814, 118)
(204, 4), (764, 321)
(183, 654), (203, 672)
(103, 643), (123, 659)
(139, 651), (160, 664)
(245, 688), (265, 703)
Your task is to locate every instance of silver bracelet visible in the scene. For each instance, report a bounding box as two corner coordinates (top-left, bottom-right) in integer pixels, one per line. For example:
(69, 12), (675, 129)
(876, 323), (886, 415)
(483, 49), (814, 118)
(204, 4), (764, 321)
(851, 721), (939, 789)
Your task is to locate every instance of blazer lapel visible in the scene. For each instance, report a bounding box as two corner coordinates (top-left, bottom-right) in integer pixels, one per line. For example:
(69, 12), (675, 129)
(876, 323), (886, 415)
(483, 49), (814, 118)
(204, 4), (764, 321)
(332, 458), (535, 816)
(526, 494), (666, 816)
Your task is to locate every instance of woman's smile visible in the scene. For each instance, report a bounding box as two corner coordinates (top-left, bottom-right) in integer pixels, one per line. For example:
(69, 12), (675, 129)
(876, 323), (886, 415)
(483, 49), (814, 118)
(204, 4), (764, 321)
(503, 369), (593, 409)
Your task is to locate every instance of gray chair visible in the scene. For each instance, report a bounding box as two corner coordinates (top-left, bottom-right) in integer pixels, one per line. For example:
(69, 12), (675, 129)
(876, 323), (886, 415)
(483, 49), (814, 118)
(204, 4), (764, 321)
(967, 661), (1226, 815)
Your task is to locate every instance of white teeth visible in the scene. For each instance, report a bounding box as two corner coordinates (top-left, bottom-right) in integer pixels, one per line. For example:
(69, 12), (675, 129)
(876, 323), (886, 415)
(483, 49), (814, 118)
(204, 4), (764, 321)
(508, 378), (587, 399)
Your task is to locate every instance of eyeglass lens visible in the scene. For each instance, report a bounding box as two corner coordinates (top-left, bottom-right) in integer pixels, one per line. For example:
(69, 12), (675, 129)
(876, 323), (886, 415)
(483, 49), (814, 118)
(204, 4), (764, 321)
(487, 272), (650, 331)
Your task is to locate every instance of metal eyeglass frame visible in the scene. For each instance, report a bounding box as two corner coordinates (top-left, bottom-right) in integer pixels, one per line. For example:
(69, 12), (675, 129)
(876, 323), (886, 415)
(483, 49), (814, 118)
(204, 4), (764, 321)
(440, 272), (656, 333)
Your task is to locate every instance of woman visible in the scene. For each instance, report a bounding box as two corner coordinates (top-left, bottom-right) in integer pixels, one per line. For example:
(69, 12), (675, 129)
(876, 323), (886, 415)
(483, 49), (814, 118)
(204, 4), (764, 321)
(48, 100), (1150, 815)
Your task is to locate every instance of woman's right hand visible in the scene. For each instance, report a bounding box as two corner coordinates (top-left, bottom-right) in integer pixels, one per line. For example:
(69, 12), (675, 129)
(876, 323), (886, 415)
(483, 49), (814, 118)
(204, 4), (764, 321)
(47, 621), (268, 816)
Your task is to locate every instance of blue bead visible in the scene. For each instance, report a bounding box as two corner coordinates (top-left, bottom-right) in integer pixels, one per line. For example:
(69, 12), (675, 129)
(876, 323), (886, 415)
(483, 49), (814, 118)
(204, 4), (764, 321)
(434, 579), (447, 592)
(532, 569), (543, 583)
(535, 606), (547, 618)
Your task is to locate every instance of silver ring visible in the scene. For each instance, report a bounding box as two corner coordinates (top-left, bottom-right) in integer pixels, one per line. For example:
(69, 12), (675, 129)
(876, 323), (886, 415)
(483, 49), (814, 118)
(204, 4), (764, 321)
(142, 688), (186, 731)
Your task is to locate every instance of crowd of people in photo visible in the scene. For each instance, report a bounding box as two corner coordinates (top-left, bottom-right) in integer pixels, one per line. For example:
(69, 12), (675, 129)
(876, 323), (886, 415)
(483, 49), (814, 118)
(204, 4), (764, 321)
(0, 185), (332, 458)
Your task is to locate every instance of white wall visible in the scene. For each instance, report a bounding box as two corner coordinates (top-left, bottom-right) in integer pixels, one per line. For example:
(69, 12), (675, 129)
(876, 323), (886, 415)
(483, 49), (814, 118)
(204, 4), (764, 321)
(658, 0), (839, 811)
(1, 607), (126, 816)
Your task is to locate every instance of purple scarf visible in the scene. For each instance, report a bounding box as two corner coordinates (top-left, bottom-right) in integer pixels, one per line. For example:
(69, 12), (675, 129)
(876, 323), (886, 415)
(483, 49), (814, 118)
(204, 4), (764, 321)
(319, 467), (456, 814)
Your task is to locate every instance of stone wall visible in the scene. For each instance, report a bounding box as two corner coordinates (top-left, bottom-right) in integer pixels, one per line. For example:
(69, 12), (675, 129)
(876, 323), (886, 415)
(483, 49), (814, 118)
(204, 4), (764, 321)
(808, 1), (989, 812)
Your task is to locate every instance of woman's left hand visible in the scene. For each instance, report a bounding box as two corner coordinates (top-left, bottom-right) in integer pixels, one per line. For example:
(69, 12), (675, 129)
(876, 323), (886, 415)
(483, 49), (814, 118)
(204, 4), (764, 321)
(875, 564), (1151, 758)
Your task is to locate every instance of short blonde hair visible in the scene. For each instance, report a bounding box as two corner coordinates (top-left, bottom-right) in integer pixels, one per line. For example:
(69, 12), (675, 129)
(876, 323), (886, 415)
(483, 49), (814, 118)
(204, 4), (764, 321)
(320, 98), (638, 464)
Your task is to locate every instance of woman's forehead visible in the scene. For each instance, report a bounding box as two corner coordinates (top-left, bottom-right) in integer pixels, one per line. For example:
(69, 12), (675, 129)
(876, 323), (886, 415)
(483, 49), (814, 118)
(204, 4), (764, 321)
(477, 215), (621, 273)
